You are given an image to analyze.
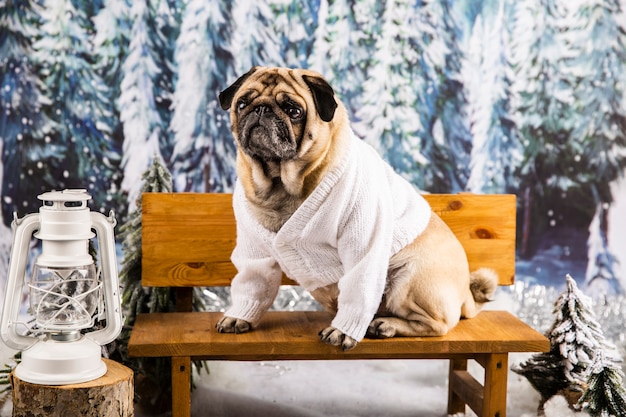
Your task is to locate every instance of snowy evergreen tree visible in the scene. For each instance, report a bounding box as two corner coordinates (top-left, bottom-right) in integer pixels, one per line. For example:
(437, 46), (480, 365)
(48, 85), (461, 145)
(114, 157), (173, 410)
(514, 274), (619, 413)
(118, 0), (167, 211)
(422, 0), (473, 193)
(113, 157), (206, 410)
(548, 275), (609, 385)
(232, 0), (284, 74)
(117, 156), (174, 337)
(585, 204), (621, 296)
(32, 0), (121, 214)
(170, 0), (237, 193)
(271, 0), (320, 68)
(509, 0), (590, 256)
(92, 0), (132, 86)
(150, 0), (181, 160)
(463, 13), (487, 151)
(565, 0), (626, 205)
(308, 0), (330, 74)
(0, 0), (60, 225)
(513, 350), (570, 414)
(464, 5), (521, 194)
(91, 0), (132, 216)
(577, 349), (626, 417)
(310, 0), (381, 120)
(452, 0), (502, 40)
(563, 0), (626, 293)
(354, 0), (470, 193)
(355, 0), (428, 188)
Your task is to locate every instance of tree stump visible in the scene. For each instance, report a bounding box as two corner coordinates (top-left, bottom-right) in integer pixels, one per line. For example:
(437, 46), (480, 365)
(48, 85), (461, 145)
(11, 358), (133, 417)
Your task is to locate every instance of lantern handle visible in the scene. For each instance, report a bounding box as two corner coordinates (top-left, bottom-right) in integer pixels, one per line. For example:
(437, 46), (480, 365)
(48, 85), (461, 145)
(85, 211), (123, 345)
(1, 213), (41, 350)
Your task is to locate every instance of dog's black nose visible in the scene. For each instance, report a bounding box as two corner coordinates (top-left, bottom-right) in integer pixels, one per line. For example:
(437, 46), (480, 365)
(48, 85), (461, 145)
(255, 105), (272, 116)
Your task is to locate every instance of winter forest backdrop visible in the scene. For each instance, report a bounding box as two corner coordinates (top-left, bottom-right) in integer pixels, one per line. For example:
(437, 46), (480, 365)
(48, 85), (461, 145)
(1, 0), (626, 298)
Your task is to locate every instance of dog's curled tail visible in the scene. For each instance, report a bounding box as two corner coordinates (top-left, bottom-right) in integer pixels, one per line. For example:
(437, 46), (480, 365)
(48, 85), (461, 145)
(469, 267), (498, 304)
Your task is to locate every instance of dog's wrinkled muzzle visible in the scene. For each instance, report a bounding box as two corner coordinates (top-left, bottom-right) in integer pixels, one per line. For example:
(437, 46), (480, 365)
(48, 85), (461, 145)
(239, 106), (297, 161)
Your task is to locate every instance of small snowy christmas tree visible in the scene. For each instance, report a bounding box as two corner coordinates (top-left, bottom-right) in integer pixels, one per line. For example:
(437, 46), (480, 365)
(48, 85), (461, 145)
(111, 156), (174, 411)
(549, 274), (607, 385)
(577, 349), (626, 417)
(118, 156), (175, 326)
(112, 157), (206, 411)
(514, 274), (612, 413)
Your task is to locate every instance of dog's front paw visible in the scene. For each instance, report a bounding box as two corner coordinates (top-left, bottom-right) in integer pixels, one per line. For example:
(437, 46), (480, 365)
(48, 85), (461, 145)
(318, 326), (358, 351)
(216, 316), (251, 334)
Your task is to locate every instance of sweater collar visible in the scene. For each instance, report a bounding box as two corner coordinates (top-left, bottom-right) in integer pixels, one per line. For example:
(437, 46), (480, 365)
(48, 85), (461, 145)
(274, 133), (355, 238)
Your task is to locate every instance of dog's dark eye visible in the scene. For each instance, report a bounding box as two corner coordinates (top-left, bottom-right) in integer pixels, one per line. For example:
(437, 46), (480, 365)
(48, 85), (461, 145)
(237, 99), (247, 110)
(286, 106), (303, 120)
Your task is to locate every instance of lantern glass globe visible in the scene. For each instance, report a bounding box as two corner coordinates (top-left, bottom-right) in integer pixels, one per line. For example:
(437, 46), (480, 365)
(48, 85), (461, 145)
(29, 264), (100, 331)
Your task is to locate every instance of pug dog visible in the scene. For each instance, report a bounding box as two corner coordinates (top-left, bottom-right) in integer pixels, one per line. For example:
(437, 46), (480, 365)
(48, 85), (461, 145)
(216, 66), (498, 351)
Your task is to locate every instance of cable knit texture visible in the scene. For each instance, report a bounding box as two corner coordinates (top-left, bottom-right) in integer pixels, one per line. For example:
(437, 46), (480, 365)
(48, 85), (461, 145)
(226, 134), (432, 341)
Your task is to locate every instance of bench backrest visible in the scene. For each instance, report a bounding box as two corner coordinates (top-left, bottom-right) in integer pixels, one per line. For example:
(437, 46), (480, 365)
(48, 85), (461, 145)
(141, 193), (516, 288)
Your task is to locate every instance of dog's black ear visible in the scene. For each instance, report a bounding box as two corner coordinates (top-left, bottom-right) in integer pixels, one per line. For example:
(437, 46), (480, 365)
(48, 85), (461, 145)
(219, 67), (258, 110)
(302, 75), (337, 122)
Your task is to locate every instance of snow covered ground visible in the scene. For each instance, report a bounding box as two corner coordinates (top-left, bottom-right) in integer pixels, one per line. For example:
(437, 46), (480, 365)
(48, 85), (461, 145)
(184, 356), (588, 417)
(0, 352), (591, 417)
(189, 355), (543, 417)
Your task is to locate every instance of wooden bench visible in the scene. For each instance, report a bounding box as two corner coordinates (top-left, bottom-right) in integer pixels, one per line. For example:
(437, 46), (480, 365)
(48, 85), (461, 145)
(128, 192), (549, 417)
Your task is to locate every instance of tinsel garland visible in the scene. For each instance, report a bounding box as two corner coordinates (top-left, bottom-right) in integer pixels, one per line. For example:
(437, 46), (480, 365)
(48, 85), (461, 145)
(507, 281), (626, 356)
(202, 281), (626, 356)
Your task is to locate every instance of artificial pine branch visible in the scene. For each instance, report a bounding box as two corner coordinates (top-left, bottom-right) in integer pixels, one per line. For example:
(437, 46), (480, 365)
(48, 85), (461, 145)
(513, 350), (569, 414)
(577, 349), (626, 417)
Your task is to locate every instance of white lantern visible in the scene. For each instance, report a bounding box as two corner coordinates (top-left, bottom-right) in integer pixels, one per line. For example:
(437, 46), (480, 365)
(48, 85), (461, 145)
(0, 190), (122, 385)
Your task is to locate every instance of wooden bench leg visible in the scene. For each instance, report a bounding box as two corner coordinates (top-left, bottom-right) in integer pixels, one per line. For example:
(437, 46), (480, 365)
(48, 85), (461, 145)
(448, 359), (468, 414)
(448, 354), (509, 417)
(480, 353), (508, 417)
(172, 356), (191, 417)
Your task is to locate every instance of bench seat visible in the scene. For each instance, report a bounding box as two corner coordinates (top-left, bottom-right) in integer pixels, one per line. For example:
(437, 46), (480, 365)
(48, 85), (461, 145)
(129, 310), (548, 360)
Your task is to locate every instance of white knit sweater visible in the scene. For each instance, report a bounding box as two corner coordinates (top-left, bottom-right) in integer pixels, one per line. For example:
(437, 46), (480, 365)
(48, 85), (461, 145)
(225, 134), (432, 341)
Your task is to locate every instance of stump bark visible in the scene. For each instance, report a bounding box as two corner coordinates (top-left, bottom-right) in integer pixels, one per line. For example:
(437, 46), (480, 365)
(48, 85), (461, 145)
(11, 358), (133, 417)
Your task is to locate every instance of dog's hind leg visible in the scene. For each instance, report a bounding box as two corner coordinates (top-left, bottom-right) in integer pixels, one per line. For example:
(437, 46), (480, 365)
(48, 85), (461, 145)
(366, 314), (451, 338)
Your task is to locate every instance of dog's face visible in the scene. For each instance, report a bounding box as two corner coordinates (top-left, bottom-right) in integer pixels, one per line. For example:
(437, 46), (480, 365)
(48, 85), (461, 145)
(220, 67), (350, 230)
(219, 66), (339, 166)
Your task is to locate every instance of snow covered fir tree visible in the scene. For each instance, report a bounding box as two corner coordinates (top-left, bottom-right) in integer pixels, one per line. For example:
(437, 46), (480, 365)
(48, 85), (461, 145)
(112, 157), (208, 412)
(548, 275), (608, 387)
(1, 0), (626, 292)
(513, 274), (625, 415)
(577, 349), (626, 417)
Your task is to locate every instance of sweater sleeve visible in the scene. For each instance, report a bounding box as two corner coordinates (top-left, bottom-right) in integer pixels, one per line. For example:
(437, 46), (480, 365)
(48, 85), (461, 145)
(330, 177), (394, 342)
(224, 184), (283, 325)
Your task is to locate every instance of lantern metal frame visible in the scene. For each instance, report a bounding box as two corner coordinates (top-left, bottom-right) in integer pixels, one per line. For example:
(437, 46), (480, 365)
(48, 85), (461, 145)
(0, 190), (122, 385)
